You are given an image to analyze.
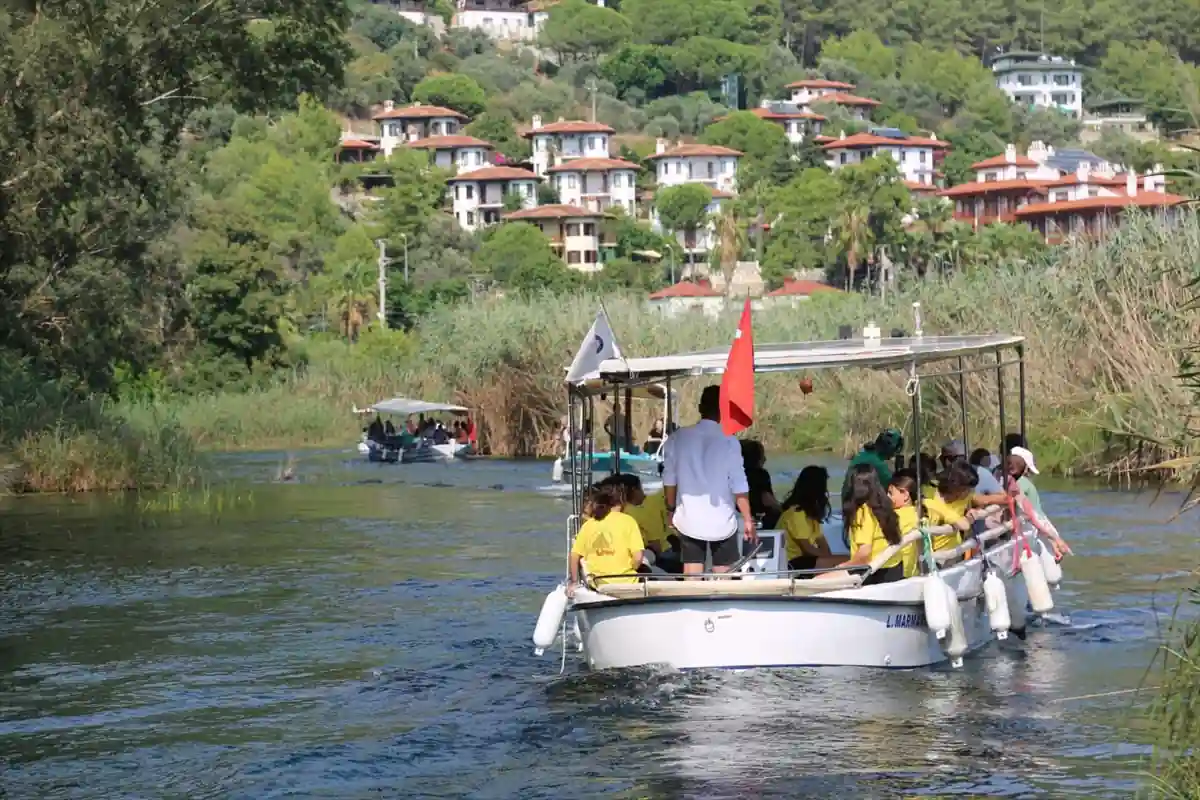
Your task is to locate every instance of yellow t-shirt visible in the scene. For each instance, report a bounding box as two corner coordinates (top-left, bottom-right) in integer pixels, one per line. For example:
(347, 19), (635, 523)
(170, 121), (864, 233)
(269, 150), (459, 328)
(849, 505), (902, 569)
(895, 505), (920, 578)
(571, 510), (645, 585)
(778, 507), (823, 562)
(624, 492), (669, 550)
(924, 494), (968, 552)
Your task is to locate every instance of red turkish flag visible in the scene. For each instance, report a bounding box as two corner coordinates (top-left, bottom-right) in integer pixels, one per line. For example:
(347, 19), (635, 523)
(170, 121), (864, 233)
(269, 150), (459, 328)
(720, 298), (755, 435)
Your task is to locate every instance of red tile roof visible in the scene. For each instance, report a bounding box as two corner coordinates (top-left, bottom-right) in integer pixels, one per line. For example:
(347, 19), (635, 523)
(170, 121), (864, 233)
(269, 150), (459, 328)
(646, 143), (743, 160)
(504, 203), (599, 220)
(545, 157), (640, 173)
(447, 166), (539, 182)
(786, 79), (857, 90)
(710, 188), (736, 199)
(814, 92), (882, 107)
(372, 104), (467, 121)
(970, 153), (1040, 169)
(405, 135), (493, 149)
(1014, 191), (1187, 217)
(813, 134), (837, 144)
(648, 281), (724, 300)
(938, 179), (1051, 197)
(338, 139), (380, 149)
(766, 279), (841, 297)
(522, 120), (615, 137)
(1043, 173), (1128, 187)
(904, 181), (940, 193)
(737, 107), (826, 122)
(822, 133), (949, 150)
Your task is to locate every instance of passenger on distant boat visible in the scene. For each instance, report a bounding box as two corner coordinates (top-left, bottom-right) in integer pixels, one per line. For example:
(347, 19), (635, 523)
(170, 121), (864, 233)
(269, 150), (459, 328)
(567, 483), (645, 596)
(778, 465), (833, 572)
(829, 463), (904, 585)
(367, 415), (385, 443)
(643, 418), (665, 455)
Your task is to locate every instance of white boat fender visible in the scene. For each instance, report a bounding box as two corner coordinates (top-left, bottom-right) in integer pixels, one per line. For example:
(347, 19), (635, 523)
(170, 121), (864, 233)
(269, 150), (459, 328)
(942, 583), (968, 668)
(923, 573), (953, 640)
(983, 571), (1011, 640)
(1006, 575), (1029, 640)
(533, 584), (569, 655)
(1020, 548), (1054, 614)
(1039, 540), (1063, 587)
(551, 457), (564, 483)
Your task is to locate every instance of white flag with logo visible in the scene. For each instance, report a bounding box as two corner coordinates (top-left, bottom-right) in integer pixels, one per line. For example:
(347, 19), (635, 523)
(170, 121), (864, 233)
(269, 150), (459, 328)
(565, 309), (622, 384)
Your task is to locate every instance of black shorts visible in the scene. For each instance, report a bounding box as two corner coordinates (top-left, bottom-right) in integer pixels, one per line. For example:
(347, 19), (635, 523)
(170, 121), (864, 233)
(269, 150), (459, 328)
(680, 533), (740, 567)
(863, 564), (905, 586)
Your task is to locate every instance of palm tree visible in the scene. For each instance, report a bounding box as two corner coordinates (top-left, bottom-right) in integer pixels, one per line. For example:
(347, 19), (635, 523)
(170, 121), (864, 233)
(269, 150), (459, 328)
(834, 200), (873, 290)
(711, 203), (746, 295)
(328, 260), (378, 342)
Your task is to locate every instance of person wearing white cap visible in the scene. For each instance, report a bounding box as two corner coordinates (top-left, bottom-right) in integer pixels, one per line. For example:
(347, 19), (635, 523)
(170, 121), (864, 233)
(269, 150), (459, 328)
(1006, 446), (1042, 515)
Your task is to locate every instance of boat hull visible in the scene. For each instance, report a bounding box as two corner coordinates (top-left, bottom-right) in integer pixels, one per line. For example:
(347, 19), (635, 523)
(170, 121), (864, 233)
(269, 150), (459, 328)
(571, 541), (1027, 671)
(400, 442), (471, 463)
(575, 594), (992, 670)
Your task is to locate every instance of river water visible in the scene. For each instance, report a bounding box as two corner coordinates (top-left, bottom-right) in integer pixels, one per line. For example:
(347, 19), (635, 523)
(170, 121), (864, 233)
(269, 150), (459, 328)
(0, 452), (1195, 798)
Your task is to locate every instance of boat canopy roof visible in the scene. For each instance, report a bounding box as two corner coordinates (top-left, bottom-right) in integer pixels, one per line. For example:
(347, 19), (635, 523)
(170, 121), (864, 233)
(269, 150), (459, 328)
(589, 334), (1023, 391)
(369, 397), (469, 415)
(574, 375), (673, 400)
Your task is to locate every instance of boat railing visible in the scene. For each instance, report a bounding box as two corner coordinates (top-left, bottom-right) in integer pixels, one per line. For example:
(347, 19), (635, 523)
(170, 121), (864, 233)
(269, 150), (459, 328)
(587, 505), (1022, 598)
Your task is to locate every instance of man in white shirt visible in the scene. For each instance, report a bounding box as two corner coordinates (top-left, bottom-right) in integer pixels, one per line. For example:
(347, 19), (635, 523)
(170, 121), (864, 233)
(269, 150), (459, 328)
(662, 386), (756, 575)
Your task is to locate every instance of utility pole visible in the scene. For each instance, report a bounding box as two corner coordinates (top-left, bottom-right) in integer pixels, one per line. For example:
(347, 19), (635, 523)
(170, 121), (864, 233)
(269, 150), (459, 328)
(376, 239), (388, 329)
(400, 232), (409, 284)
(587, 78), (598, 123)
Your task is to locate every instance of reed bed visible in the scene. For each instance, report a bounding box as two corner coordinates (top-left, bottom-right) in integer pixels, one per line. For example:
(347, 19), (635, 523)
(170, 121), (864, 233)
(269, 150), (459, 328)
(4, 213), (1197, 491)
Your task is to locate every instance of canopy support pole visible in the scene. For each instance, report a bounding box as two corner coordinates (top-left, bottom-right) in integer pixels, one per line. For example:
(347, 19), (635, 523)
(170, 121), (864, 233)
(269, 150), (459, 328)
(958, 356), (969, 452)
(611, 385), (621, 475)
(1017, 344), (1027, 447)
(624, 388), (633, 454)
(996, 349), (1007, 463)
(911, 364), (924, 522)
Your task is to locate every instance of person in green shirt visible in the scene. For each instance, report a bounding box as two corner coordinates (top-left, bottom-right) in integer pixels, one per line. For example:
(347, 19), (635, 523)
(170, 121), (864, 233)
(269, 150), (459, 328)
(842, 428), (904, 497)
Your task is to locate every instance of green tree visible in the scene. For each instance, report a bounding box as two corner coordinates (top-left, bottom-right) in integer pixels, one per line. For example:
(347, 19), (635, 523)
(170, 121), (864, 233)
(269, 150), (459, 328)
(474, 223), (580, 292)
(541, 0), (634, 61)
(0, 0), (349, 391)
(819, 31), (897, 80)
(465, 112), (531, 162)
(600, 44), (671, 100)
(350, 4), (415, 51)
(831, 156), (911, 291)
(701, 110), (792, 189)
(372, 150), (452, 246)
(655, 184), (714, 268)
(412, 72), (487, 117)
(761, 167), (841, 288)
(622, 0), (755, 46)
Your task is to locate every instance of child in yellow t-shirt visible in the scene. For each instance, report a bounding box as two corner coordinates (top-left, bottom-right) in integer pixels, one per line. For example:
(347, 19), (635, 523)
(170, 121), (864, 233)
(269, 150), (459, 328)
(886, 472), (923, 578)
(568, 484), (645, 595)
(777, 465), (833, 572)
(827, 463), (904, 585)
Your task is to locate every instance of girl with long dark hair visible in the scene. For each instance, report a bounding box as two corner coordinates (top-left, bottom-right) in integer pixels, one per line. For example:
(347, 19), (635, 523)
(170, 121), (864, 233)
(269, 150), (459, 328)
(837, 463), (904, 585)
(778, 466), (833, 571)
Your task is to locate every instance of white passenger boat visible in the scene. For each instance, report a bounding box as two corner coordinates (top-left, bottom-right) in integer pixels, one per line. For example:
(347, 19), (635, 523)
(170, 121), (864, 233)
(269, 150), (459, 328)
(355, 397), (474, 463)
(532, 328), (1071, 671)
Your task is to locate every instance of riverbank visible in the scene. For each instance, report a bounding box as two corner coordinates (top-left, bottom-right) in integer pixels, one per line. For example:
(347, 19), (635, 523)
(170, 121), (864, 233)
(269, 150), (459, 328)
(5, 213), (1198, 492)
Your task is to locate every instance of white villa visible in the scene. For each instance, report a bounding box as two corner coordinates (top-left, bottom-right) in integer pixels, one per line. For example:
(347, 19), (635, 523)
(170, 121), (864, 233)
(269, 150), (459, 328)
(405, 134), (494, 174)
(523, 116), (614, 177)
(991, 51), (1084, 118)
(504, 204), (615, 272)
(646, 140), (742, 264)
(447, 165), (539, 232)
(546, 157), (639, 215)
(743, 104), (826, 144)
(373, 101), (467, 157)
(451, 0), (541, 41)
(822, 129), (948, 189)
